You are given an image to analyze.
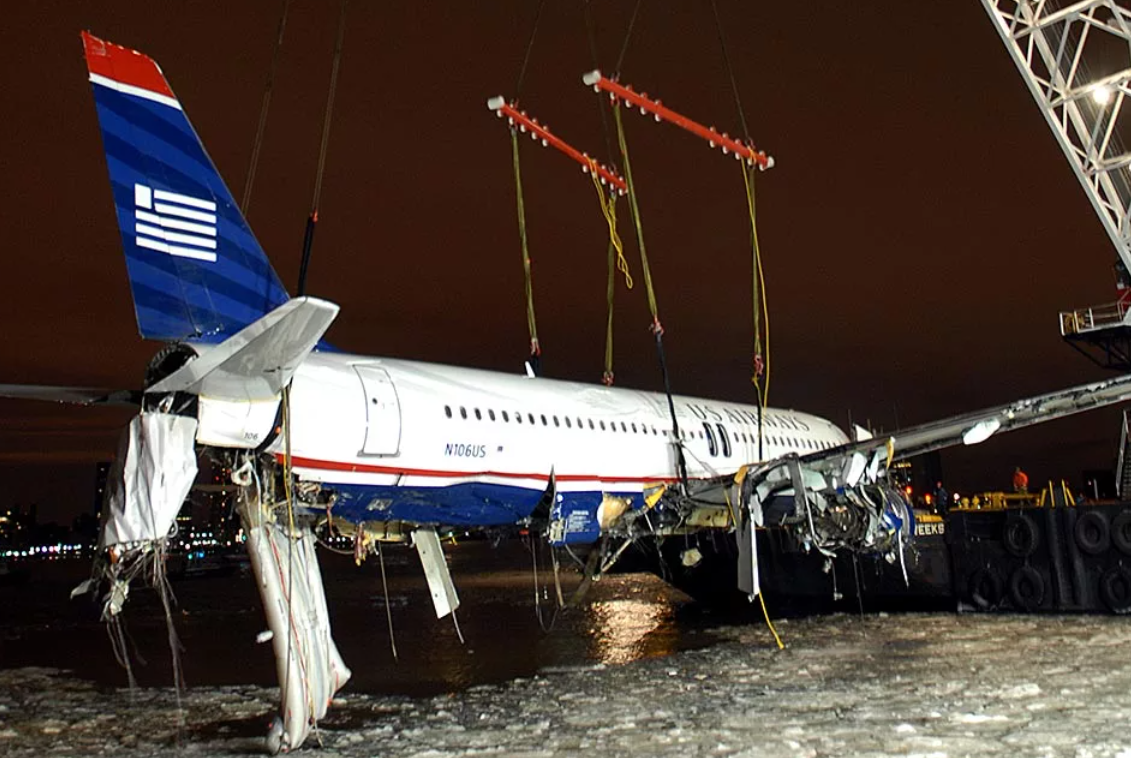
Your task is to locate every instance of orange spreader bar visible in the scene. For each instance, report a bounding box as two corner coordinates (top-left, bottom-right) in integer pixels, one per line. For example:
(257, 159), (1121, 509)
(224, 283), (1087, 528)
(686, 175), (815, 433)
(488, 96), (628, 195)
(581, 70), (774, 170)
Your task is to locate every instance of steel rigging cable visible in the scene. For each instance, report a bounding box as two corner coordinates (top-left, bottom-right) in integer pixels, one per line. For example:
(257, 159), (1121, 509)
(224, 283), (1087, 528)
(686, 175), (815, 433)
(241, 0), (291, 216)
(297, 0), (349, 296)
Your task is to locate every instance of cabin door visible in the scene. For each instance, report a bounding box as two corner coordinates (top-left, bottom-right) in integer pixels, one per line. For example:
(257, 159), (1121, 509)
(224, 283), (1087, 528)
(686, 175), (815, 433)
(355, 365), (402, 456)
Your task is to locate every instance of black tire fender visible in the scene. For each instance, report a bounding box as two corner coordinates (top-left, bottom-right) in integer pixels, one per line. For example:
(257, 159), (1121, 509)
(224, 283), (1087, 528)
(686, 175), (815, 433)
(1099, 566), (1131, 614)
(1009, 565), (1045, 611)
(1003, 513), (1041, 558)
(969, 567), (1004, 610)
(1111, 511), (1131, 556)
(1075, 510), (1111, 556)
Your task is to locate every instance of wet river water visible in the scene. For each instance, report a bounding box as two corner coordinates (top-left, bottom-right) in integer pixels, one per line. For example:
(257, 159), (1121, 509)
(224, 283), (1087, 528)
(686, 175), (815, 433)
(3, 543), (1131, 756)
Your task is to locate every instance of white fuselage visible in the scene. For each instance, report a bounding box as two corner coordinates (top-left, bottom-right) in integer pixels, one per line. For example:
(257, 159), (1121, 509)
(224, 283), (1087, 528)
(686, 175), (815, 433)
(201, 352), (850, 508)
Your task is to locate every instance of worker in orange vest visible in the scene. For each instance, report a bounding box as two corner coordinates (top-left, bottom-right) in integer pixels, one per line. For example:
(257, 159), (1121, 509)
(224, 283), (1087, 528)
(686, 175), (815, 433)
(1012, 466), (1029, 494)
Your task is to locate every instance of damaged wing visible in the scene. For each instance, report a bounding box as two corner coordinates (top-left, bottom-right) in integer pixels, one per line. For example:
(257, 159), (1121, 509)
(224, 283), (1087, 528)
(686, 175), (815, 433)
(804, 371), (1131, 477)
(676, 373), (1131, 570)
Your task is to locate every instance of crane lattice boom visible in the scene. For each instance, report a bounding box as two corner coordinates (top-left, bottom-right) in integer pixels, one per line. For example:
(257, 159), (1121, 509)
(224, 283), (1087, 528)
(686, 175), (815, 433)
(982, 0), (1131, 338)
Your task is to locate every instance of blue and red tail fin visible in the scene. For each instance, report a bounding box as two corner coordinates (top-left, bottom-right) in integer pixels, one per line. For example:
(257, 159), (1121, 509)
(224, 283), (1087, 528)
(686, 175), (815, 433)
(82, 31), (290, 343)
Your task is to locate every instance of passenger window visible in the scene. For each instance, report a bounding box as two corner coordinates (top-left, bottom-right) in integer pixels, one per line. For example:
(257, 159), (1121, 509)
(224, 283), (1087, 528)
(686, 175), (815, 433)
(631, 423), (637, 433)
(502, 411), (510, 422)
(528, 413), (535, 425)
(621, 422), (628, 432)
(702, 423), (718, 457)
(474, 408), (482, 420)
(600, 420), (606, 431)
(553, 416), (560, 427)
(460, 406), (468, 420)
(565, 417), (572, 428)
(541, 414), (548, 426)
(444, 405), (452, 418)
(488, 409), (496, 421)
(717, 424), (731, 457)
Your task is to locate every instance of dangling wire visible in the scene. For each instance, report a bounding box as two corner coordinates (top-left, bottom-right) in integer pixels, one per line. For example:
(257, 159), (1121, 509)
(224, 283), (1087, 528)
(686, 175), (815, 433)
(241, 0), (291, 216)
(375, 541), (399, 661)
(612, 102), (689, 490)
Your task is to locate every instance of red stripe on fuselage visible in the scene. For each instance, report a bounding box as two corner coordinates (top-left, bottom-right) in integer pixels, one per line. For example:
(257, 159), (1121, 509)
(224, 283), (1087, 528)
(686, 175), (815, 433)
(280, 454), (684, 485)
(82, 31), (175, 99)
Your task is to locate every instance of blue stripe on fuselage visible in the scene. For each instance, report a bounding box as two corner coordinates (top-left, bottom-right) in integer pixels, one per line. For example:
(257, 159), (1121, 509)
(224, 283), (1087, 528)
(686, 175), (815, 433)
(310, 481), (640, 545)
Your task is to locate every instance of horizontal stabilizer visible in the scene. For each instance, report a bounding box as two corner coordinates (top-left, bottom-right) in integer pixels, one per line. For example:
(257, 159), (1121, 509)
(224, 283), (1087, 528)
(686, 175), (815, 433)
(0, 386), (139, 406)
(148, 297), (339, 401)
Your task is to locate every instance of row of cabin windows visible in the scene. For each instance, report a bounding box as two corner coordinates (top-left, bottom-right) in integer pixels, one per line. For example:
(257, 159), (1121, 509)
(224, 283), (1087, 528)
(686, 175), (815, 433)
(442, 404), (836, 453)
(444, 404), (664, 436)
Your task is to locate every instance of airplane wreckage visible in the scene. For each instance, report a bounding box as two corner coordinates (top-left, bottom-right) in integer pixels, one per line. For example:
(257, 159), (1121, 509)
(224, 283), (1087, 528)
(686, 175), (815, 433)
(5, 24), (1131, 753)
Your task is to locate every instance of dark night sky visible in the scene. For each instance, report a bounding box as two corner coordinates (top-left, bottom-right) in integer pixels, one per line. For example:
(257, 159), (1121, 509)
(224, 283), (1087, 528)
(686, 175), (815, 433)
(1, 2), (1124, 523)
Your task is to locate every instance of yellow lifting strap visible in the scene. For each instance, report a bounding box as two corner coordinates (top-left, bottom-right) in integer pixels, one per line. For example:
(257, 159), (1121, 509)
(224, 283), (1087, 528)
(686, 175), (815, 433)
(511, 130), (540, 358)
(586, 157), (632, 385)
(613, 104), (662, 332)
(741, 161), (770, 452)
(612, 102), (690, 489)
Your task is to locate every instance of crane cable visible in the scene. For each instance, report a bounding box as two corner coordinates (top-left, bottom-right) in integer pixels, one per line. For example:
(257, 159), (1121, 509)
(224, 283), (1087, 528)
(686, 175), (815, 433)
(712, 0), (778, 637)
(297, 0), (349, 296)
(584, 0), (634, 386)
(711, 0), (770, 459)
(240, 0), (291, 216)
(508, 0), (548, 373)
(612, 101), (689, 491)
(605, 0), (688, 489)
(511, 132), (541, 366)
(742, 163), (770, 413)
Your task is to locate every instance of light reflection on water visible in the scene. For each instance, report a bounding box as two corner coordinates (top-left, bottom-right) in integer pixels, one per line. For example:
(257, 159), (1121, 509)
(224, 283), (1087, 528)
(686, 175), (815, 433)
(1, 543), (715, 697)
(587, 597), (669, 666)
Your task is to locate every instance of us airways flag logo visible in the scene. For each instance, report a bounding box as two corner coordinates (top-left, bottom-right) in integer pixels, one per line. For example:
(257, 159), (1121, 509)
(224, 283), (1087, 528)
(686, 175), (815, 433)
(133, 183), (218, 262)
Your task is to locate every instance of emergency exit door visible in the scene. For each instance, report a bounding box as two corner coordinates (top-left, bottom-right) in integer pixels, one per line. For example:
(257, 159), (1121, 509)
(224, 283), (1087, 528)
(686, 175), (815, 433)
(354, 365), (402, 455)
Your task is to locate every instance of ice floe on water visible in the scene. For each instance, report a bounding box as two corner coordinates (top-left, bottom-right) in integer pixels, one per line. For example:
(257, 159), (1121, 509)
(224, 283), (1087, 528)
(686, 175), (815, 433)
(4, 611), (1131, 756)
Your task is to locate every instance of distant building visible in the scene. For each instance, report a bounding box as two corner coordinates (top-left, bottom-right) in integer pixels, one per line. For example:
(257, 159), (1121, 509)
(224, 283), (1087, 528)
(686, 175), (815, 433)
(93, 461), (111, 516)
